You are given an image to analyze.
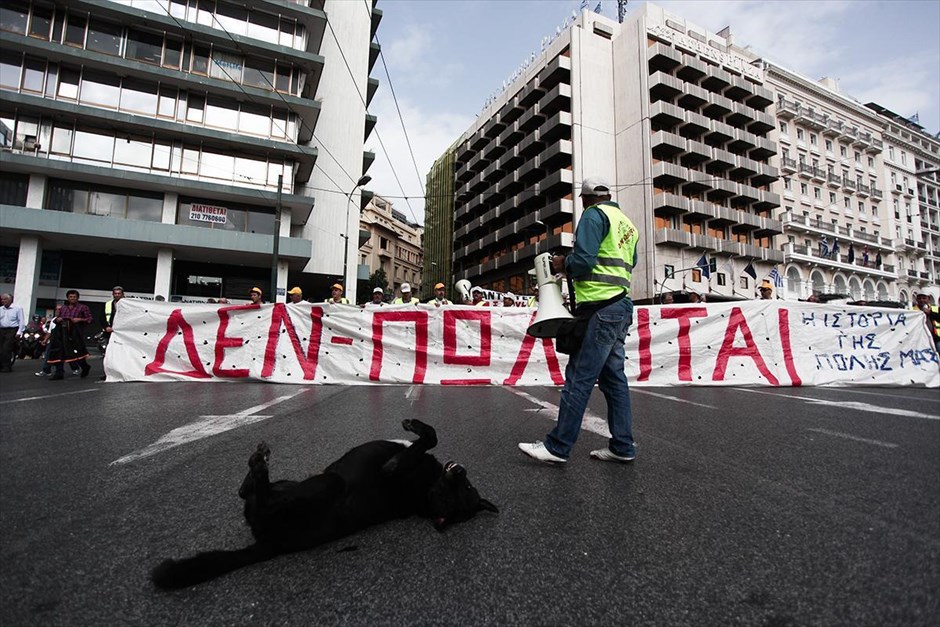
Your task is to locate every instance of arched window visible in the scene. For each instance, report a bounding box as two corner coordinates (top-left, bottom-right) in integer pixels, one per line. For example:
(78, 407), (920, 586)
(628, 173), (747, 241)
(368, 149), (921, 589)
(863, 280), (875, 301)
(786, 266), (802, 298)
(810, 270), (826, 296)
(876, 282), (888, 301)
(832, 274), (847, 295)
(848, 277), (862, 301)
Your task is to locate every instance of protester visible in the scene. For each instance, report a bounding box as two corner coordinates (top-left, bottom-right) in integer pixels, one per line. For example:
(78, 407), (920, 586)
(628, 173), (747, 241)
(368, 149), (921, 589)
(687, 290), (703, 304)
(519, 176), (639, 464)
(102, 286), (124, 339)
(759, 280), (774, 300)
(806, 294), (820, 303)
(249, 287), (264, 304)
(502, 293), (517, 307)
(364, 287), (386, 308)
(393, 283), (419, 305)
(0, 293), (25, 372)
(325, 284), (349, 304)
(47, 290), (92, 380)
(471, 287), (489, 307)
(913, 293), (940, 354)
(287, 287), (304, 304)
(427, 283), (452, 307)
(660, 292), (674, 305)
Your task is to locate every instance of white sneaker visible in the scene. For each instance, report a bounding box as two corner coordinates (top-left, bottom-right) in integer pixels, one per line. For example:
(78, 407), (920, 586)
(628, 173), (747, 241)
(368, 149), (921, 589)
(518, 441), (567, 464)
(589, 448), (636, 463)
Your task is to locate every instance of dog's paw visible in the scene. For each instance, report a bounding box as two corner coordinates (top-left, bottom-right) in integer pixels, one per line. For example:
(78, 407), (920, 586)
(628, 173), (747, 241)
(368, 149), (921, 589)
(401, 419), (415, 433)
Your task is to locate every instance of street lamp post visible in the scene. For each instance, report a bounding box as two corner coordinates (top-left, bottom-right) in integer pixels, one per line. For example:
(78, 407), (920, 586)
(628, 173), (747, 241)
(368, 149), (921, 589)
(343, 174), (372, 294)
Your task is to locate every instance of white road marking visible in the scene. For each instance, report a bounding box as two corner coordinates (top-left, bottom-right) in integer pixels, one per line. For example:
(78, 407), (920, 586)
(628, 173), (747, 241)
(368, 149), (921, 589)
(810, 387), (940, 403)
(506, 387), (611, 438)
(734, 388), (938, 420)
(110, 390), (308, 465)
(405, 386), (421, 402)
(806, 428), (899, 449)
(0, 388), (100, 404)
(631, 389), (717, 409)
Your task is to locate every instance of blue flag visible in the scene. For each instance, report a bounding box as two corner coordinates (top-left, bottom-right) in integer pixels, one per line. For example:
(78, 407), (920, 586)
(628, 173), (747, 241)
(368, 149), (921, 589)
(743, 261), (757, 280)
(696, 254), (710, 279)
(594, 2), (602, 13)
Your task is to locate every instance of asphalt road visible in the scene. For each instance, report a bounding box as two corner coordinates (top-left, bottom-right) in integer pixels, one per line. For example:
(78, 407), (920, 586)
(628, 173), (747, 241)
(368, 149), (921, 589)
(1, 355), (938, 626)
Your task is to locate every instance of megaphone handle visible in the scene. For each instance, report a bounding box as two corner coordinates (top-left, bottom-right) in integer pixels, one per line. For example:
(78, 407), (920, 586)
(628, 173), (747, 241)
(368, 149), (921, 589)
(565, 273), (576, 314)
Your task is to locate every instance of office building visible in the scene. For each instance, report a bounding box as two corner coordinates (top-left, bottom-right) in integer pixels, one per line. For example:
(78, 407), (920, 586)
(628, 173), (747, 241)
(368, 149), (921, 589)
(0, 0), (380, 317)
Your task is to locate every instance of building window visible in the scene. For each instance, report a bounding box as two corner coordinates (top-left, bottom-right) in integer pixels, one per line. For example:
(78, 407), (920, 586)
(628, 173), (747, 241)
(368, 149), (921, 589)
(126, 28), (164, 65)
(86, 19), (122, 56)
(810, 133), (817, 146)
(0, 3), (29, 35)
(796, 128), (804, 140)
(716, 273), (726, 286)
(825, 139), (832, 151)
(779, 122), (788, 134)
(46, 178), (163, 222)
(840, 145), (847, 157)
(691, 269), (702, 282)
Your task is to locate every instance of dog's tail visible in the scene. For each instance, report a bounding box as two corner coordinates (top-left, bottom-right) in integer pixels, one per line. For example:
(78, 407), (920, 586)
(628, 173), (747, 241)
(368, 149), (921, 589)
(151, 543), (274, 590)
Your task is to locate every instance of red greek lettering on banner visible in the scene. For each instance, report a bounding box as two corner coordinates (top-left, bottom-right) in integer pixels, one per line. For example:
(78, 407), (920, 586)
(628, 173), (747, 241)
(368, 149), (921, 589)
(503, 311), (564, 386)
(712, 306), (779, 385)
(778, 307), (802, 386)
(144, 308), (211, 378)
(442, 309), (491, 366)
(370, 310), (429, 383)
(261, 304), (323, 380)
(636, 307), (652, 382)
(213, 304), (257, 378)
(660, 307), (709, 381)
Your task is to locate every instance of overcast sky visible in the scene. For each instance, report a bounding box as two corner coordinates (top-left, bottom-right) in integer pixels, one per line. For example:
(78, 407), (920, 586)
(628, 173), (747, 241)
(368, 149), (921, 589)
(365, 0), (940, 225)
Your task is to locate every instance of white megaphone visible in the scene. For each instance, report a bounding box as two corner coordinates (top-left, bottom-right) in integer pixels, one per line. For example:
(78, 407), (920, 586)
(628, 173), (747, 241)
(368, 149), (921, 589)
(526, 252), (574, 338)
(455, 279), (472, 302)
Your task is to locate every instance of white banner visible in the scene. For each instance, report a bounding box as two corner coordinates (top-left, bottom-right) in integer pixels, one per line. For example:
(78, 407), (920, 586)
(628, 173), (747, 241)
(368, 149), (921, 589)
(104, 299), (939, 387)
(188, 203), (228, 224)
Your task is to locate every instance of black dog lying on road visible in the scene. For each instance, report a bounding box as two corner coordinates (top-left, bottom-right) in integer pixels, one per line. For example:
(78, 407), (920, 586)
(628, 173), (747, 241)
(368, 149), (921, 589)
(152, 419), (498, 589)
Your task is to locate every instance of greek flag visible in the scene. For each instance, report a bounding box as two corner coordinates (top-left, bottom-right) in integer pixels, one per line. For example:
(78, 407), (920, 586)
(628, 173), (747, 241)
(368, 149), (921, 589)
(769, 266), (784, 288)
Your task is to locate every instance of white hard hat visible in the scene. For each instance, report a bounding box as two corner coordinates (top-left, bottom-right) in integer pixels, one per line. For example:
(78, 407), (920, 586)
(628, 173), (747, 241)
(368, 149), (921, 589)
(400, 283), (411, 292)
(580, 176), (611, 196)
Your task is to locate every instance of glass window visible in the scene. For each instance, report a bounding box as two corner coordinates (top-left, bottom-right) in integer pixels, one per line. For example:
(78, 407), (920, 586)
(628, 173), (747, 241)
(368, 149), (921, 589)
(0, 52), (20, 90)
(113, 137), (153, 169)
(191, 46), (209, 74)
(22, 57), (45, 92)
(275, 65), (290, 92)
(247, 11), (279, 43)
(72, 130), (114, 163)
(88, 190), (126, 217)
(126, 29), (164, 65)
(57, 68), (79, 99)
(50, 125), (73, 154)
(0, 172), (29, 206)
(247, 211), (274, 234)
(196, 0), (214, 27)
(181, 147), (200, 174)
(235, 156), (266, 186)
(186, 94), (204, 122)
(64, 14), (86, 47)
(215, 4), (248, 36)
(28, 7), (52, 39)
(239, 103), (271, 136)
(218, 207), (245, 231)
(157, 88), (177, 117)
(120, 80), (158, 115)
(279, 19), (296, 48)
(205, 98), (238, 130)
(47, 183), (88, 213)
(270, 110), (288, 137)
(169, 0), (186, 19)
(163, 37), (182, 69)
(152, 141), (171, 170)
(86, 19), (122, 56)
(126, 194), (163, 222)
(44, 65), (57, 96)
(200, 151), (234, 181)
(243, 58), (274, 89)
(0, 3), (29, 35)
(80, 70), (120, 107)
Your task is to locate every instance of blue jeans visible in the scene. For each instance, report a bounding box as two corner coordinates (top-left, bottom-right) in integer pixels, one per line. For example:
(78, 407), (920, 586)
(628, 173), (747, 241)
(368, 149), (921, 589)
(545, 297), (636, 459)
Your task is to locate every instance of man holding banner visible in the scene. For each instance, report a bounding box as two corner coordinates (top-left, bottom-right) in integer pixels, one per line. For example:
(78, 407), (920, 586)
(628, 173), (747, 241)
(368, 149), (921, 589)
(519, 177), (639, 465)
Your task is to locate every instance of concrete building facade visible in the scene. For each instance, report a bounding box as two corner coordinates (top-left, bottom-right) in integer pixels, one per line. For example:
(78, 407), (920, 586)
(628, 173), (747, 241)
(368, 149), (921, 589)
(358, 193), (423, 301)
(450, 4), (782, 303)
(0, 0), (380, 320)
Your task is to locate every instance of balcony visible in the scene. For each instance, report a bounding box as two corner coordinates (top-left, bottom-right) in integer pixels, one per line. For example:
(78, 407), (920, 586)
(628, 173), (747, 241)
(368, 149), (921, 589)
(652, 161), (689, 187)
(653, 193), (690, 216)
(842, 176), (857, 191)
(866, 137), (883, 154)
(649, 72), (683, 101)
(654, 228), (694, 247)
(822, 118), (842, 137)
(748, 109), (775, 135)
(711, 148), (737, 169)
(777, 98), (800, 119)
(797, 106), (827, 131)
(703, 92), (733, 119)
(811, 167), (826, 183)
(650, 101), (685, 129)
(677, 55), (707, 82)
(747, 83), (774, 109)
(750, 136), (777, 160)
(780, 156), (797, 174)
(651, 130), (687, 159)
(681, 111), (711, 137)
(752, 162), (779, 187)
(857, 183), (871, 198)
(648, 42), (682, 73)
(798, 162), (815, 179)
(826, 172), (841, 188)
(702, 67), (732, 93)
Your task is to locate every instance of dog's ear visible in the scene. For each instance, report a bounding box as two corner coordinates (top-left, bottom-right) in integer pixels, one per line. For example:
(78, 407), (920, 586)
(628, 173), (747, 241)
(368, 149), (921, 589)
(477, 498), (499, 514)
